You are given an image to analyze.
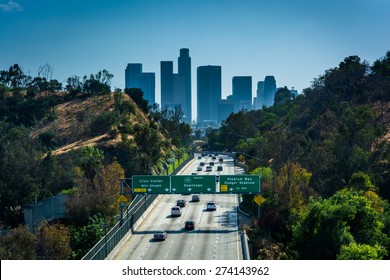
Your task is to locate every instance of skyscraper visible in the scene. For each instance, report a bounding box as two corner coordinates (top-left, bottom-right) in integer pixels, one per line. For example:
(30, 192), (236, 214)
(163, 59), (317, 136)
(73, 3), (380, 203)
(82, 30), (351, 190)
(255, 81), (264, 109)
(173, 73), (186, 114)
(160, 61), (174, 109)
(232, 76), (252, 112)
(217, 99), (235, 123)
(263, 76), (276, 107)
(125, 63), (155, 105)
(197, 65), (221, 124)
(137, 72), (155, 105)
(160, 49), (192, 124)
(178, 48), (192, 124)
(125, 63), (142, 89)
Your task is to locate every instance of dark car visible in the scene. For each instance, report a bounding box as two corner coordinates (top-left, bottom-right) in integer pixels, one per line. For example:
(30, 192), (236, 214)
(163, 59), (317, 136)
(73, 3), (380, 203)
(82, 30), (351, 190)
(192, 194), (200, 202)
(185, 220), (195, 230)
(209, 161), (214, 166)
(197, 156), (202, 159)
(219, 158), (223, 162)
(217, 165), (223, 171)
(177, 199), (186, 207)
(200, 162), (205, 166)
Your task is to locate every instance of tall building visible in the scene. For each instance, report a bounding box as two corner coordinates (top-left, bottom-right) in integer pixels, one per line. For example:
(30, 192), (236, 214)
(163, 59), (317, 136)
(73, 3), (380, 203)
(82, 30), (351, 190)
(125, 63), (142, 89)
(178, 48), (192, 124)
(160, 61), (174, 109)
(217, 99), (235, 123)
(173, 73), (186, 114)
(125, 63), (155, 105)
(197, 65), (221, 124)
(263, 76), (276, 107)
(160, 49), (192, 124)
(255, 81), (264, 109)
(137, 72), (155, 105)
(232, 76), (252, 112)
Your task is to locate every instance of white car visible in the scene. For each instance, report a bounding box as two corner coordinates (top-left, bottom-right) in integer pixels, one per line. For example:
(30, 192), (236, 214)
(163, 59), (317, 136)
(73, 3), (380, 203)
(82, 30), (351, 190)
(171, 206), (182, 217)
(206, 201), (217, 211)
(153, 230), (167, 240)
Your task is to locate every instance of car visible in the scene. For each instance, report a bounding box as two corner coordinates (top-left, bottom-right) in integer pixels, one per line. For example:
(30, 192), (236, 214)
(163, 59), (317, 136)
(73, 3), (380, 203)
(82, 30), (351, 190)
(197, 166), (203, 171)
(192, 194), (200, 202)
(171, 206), (182, 216)
(191, 172), (197, 175)
(184, 220), (195, 230)
(212, 156), (216, 160)
(177, 199), (186, 207)
(209, 161), (214, 166)
(216, 175), (220, 182)
(219, 158), (223, 162)
(197, 156), (202, 159)
(217, 165), (223, 171)
(206, 166), (212, 172)
(206, 201), (217, 211)
(153, 230), (167, 240)
(200, 162), (205, 166)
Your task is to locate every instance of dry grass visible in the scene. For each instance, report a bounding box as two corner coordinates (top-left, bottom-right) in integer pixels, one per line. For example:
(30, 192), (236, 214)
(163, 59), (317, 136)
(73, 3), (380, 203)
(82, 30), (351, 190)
(30, 92), (151, 155)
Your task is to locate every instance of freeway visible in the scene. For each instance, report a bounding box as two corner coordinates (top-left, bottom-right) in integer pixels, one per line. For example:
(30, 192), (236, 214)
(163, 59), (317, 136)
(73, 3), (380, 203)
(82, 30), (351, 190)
(112, 153), (245, 260)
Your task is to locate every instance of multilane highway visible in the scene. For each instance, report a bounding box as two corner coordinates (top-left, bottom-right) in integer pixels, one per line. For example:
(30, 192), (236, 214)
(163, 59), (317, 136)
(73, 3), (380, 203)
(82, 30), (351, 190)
(112, 153), (245, 260)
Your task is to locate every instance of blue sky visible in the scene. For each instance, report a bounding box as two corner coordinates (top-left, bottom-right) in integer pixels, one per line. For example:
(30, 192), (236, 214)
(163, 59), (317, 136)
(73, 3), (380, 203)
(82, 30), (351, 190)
(1, 0), (389, 120)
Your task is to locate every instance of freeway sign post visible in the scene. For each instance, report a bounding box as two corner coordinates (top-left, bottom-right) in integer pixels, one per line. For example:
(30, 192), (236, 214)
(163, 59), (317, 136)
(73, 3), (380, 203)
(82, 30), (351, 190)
(171, 175), (216, 194)
(132, 175), (171, 194)
(219, 175), (260, 194)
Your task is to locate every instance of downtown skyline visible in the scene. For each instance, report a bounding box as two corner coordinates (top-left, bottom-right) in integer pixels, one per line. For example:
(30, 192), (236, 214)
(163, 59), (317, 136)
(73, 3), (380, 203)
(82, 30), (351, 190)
(1, 0), (389, 122)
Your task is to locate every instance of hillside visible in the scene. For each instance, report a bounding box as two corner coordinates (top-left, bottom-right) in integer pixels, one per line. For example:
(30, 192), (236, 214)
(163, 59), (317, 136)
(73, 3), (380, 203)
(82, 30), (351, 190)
(29, 92), (154, 155)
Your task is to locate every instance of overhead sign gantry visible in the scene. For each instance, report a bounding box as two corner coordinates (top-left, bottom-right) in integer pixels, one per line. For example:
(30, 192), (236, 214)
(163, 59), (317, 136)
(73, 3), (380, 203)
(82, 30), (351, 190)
(125, 174), (260, 194)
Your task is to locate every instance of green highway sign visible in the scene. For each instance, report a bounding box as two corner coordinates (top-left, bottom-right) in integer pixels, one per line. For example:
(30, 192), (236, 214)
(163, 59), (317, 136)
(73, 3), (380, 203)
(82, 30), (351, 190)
(132, 175), (171, 194)
(219, 175), (260, 194)
(171, 175), (216, 194)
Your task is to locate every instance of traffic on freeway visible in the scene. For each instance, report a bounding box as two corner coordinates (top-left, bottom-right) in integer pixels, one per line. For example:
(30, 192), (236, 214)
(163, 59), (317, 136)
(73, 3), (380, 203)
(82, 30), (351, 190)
(112, 153), (245, 260)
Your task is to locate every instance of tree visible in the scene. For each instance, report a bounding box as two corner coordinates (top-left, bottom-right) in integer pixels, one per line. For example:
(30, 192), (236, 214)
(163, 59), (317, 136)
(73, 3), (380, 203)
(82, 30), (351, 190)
(348, 171), (376, 192)
(77, 146), (104, 184)
(0, 225), (37, 259)
(66, 75), (83, 96)
(0, 124), (41, 226)
(273, 87), (293, 106)
(69, 215), (106, 259)
(92, 160), (125, 221)
(35, 222), (72, 260)
(0, 64), (29, 89)
(125, 88), (149, 113)
(290, 190), (389, 259)
(337, 243), (387, 260)
(133, 124), (162, 174)
(275, 162), (314, 213)
(82, 69), (113, 96)
(65, 159), (125, 226)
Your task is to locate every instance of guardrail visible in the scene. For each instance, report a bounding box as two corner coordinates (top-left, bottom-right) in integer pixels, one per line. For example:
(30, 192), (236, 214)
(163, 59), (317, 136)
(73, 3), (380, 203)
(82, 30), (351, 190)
(241, 230), (251, 260)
